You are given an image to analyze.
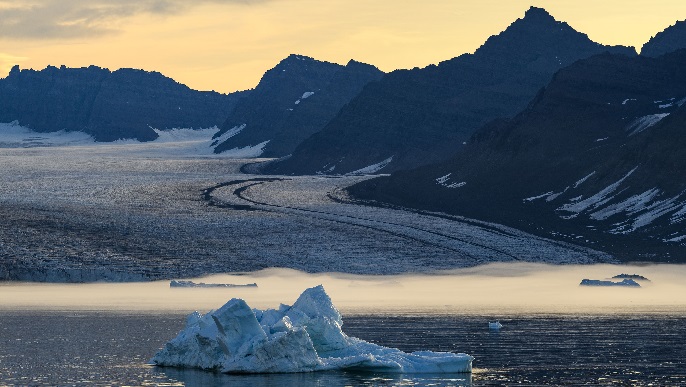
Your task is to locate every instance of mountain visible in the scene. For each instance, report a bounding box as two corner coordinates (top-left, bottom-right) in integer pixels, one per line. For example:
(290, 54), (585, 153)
(212, 54), (383, 157)
(642, 20), (686, 57)
(0, 65), (245, 141)
(349, 50), (686, 263)
(265, 7), (636, 175)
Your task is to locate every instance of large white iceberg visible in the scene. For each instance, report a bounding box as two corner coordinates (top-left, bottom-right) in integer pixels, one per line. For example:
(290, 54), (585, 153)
(151, 285), (473, 374)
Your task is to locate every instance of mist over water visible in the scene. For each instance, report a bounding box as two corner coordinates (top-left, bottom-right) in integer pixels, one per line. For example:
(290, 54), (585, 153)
(3, 263), (685, 315)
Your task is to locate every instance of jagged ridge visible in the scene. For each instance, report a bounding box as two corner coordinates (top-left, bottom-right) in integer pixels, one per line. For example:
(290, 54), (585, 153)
(0, 65), (245, 141)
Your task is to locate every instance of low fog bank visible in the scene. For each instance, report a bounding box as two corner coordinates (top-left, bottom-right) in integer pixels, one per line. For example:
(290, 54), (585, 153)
(2, 263), (685, 315)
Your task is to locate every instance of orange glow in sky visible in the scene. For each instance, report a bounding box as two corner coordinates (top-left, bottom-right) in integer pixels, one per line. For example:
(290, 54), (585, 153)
(0, 0), (684, 93)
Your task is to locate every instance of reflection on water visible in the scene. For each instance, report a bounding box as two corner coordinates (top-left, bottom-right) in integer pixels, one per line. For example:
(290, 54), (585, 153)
(154, 368), (472, 387)
(1, 311), (685, 386)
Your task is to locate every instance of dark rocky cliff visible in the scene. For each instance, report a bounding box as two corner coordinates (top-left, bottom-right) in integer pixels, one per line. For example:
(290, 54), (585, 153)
(642, 20), (686, 57)
(350, 50), (686, 263)
(212, 54), (383, 157)
(266, 7), (636, 175)
(0, 65), (245, 141)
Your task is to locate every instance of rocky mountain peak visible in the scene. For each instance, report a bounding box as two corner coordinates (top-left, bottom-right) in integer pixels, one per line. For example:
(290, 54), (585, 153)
(522, 6), (556, 23)
(642, 19), (686, 57)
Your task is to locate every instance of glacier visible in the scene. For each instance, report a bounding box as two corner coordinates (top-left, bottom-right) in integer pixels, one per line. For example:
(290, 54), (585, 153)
(151, 285), (473, 374)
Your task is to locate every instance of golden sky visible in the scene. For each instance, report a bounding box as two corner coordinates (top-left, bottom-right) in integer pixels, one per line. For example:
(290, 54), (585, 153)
(0, 0), (684, 93)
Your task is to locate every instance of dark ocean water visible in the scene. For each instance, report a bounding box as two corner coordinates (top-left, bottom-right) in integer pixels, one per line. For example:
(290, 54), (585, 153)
(0, 311), (684, 386)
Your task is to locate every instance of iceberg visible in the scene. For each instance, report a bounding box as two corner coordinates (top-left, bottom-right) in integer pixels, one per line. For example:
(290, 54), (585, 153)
(170, 280), (258, 288)
(151, 285), (473, 374)
(612, 274), (650, 281)
(579, 279), (641, 287)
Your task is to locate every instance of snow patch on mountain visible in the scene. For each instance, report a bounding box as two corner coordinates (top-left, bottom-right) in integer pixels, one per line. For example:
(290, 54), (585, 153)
(546, 187), (569, 202)
(524, 192), (554, 202)
(435, 173), (466, 189)
(524, 172), (596, 203)
(557, 167), (637, 218)
(665, 235), (686, 243)
(574, 171), (596, 188)
(348, 156), (394, 175)
(610, 193), (684, 234)
(212, 124), (246, 147)
(590, 188), (661, 221)
(670, 203), (686, 224)
(220, 140), (270, 158)
(626, 114), (669, 136)
(534, 168), (686, 238)
(294, 92), (315, 105)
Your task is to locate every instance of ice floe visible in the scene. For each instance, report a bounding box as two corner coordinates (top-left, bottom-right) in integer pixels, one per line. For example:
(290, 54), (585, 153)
(151, 286), (473, 374)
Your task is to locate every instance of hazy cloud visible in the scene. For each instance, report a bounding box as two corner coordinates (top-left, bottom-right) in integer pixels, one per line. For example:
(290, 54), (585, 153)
(0, 0), (267, 39)
(0, 52), (28, 75)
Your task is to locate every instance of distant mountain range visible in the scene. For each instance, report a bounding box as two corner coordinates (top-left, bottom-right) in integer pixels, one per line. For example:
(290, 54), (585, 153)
(212, 55), (383, 158)
(2, 7), (686, 263)
(0, 65), (246, 141)
(2, 8), (684, 162)
(265, 7), (636, 175)
(349, 49), (686, 263)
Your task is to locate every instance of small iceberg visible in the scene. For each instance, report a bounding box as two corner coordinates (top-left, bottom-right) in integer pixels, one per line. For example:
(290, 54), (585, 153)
(170, 280), (257, 288)
(488, 321), (502, 330)
(579, 279), (641, 287)
(151, 285), (473, 374)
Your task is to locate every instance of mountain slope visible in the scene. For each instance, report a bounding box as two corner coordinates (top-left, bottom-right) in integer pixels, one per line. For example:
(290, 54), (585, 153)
(350, 50), (686, 262)
(0, 65), (244, 141)
(642, 19), (686, 57)
(266, 7), (635, 175)
(212, 54), (383, 157)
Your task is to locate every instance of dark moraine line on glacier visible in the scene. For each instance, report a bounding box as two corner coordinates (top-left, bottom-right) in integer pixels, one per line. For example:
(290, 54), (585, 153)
(203, 179), (479, 259)
(202, 178), (532, 262)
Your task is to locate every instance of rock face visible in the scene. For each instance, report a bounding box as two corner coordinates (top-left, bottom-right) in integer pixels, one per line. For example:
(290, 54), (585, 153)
(212, 54), (383, 157)
(266, 7), (635, 175)
(642, 20), (686, 57)
(151, 285), (473, 373)
(0, 65), (246, 141)
(349, 50), (686, 263)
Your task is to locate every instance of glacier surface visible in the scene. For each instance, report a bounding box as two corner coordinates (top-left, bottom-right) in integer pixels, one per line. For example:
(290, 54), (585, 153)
(151, 285), (473, 374)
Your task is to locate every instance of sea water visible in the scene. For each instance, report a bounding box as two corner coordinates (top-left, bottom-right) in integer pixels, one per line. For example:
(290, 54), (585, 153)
(1, 311), (684, 386)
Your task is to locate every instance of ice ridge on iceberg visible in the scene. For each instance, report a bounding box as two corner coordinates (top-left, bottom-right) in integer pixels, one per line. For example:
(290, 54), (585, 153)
(151, 285), (473, 374)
